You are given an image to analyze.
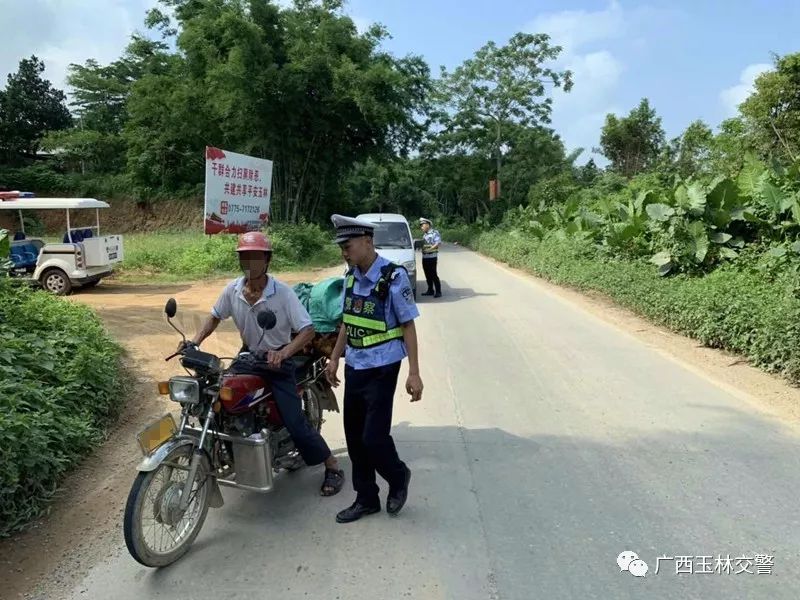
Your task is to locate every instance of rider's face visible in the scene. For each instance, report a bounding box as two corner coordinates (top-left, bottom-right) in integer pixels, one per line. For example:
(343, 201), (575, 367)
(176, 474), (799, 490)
(239, 251), (270, 280)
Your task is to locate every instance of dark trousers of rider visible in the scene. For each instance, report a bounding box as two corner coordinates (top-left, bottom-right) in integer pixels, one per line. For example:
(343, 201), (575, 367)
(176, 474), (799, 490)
(422, 257), (441, 295)
(235, 360), (331, 466)
(343, 361), (407, 508)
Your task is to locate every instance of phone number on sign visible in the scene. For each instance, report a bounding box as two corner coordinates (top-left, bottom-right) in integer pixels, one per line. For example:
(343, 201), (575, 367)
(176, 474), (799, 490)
(221, 203), (260, 215)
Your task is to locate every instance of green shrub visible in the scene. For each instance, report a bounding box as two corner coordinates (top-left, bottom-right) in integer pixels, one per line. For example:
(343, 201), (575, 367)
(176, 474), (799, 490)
(0, 165), (198, 203)
(0, 279), (123, 536)
(270, 223), (340, 269)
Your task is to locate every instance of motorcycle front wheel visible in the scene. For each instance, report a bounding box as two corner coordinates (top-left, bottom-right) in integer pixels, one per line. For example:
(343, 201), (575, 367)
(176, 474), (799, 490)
(123, 444), (211, 567)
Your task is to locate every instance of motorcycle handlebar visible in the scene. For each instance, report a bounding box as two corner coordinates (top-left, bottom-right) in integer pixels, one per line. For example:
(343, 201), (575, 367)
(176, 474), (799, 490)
(165, 342), (198, 362)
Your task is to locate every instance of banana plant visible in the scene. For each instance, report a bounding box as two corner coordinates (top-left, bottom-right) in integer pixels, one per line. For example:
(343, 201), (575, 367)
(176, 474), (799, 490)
(599, 189), (652, 252)
(646, 177), (748, 275)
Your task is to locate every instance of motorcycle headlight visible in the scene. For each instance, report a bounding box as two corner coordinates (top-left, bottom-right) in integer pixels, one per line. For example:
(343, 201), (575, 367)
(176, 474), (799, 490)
(402, 260), (416, 273)
(169, 377), (200, 404)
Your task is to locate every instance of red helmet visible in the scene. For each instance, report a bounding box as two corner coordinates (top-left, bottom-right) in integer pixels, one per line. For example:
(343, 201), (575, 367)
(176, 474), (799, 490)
(236, 231), (272, 252)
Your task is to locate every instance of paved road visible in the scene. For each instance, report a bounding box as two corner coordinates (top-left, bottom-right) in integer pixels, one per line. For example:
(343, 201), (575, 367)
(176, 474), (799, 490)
(61, 246), (800, 599)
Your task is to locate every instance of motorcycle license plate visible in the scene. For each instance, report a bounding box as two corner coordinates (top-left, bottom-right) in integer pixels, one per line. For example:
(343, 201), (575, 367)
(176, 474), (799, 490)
(136, 413), (177, 455)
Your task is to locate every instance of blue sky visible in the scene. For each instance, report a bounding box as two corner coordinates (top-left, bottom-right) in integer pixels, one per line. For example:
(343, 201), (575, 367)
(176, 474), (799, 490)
(2, 0), (798, 163)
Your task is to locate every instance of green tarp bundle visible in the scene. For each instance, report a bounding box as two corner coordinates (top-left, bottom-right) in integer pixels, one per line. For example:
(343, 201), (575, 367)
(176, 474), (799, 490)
(293, 276), (345, 333)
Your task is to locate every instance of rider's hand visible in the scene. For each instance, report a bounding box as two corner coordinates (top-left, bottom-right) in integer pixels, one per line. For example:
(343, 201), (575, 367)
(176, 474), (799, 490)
(406, 373), (423, 402)
(324, 358), (340, 388)
(177, 340), (197, 353)
(267, 348), (287, 369)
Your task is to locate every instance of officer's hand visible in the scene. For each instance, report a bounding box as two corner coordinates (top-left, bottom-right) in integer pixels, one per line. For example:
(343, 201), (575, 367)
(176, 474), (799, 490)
(325, 359), (340, 388)
(267, 349), (287, 369)
(406, 374), (423, 402)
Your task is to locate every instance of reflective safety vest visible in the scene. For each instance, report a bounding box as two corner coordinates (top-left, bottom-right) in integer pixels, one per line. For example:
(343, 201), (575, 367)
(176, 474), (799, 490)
(343, 264), (404, 348)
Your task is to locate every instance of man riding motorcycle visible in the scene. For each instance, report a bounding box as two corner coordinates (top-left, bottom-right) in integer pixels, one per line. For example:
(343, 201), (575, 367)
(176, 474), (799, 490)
(184, 231), (345, 496)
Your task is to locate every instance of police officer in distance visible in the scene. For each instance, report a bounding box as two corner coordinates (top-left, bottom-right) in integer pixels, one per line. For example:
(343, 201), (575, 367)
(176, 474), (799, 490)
(325, 214), (424, 523)
(419, 217), (442, 297)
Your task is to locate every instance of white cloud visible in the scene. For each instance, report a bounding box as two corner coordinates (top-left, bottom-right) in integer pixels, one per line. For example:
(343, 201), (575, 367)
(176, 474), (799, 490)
(528, 0), (625, 55)
(720, 62), (772, 117)
(0, 0), (156, 93)
(351, 16), (371, 34)
(551, 51), (623, 155)
(564, 50), (624, 97)
(526, 2), (630, 163)
(524, 2), (680, 164)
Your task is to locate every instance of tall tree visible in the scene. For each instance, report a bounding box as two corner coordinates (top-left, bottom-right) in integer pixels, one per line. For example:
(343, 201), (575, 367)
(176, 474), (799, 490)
(670, 119), (714, 179)
(0, 56), (71, 163)
(67, 36), (172, 135)
(123, 0), (431, 219)
(708, 117), (751, 175)
(434, 33), (572, 197)
(739, 52), (800, 163)
(498, 124), (570, 207)
(41, 37), (173, 173)
(577, 158), (600, 186)
(342, 158), (434, 217)
(599, 98), (665, 177)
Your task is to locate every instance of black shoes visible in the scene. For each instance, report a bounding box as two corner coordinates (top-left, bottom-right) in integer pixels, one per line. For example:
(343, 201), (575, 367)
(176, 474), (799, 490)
(421, 290), (434, 296)
(434, 292), (442, 298)
(336, 501), (381, 523)
(337, 465), (411, 522)
(387, 466), (411, 516)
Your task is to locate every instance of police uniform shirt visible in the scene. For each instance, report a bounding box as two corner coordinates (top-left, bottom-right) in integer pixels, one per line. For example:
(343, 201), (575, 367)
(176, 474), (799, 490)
(422, 228), (442, 259)
(212, 276), (312, 354)
(343, 254), (420, 370)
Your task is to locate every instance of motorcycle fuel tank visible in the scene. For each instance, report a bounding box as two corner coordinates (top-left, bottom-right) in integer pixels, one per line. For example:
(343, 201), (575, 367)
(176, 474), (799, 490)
(221, 374), (270, 414)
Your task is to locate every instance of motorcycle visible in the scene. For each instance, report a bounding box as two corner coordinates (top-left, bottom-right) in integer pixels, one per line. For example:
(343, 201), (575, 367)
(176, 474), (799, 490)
(123, 298), (339, 567)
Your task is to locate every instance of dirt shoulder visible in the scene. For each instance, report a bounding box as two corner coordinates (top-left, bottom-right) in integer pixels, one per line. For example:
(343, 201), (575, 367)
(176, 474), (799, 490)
(0, 266), (340, 600)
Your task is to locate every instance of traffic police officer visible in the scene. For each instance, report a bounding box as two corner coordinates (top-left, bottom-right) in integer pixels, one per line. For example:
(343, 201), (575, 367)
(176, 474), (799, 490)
(419, 217), (442, 297)
(325, 214), (424, 523)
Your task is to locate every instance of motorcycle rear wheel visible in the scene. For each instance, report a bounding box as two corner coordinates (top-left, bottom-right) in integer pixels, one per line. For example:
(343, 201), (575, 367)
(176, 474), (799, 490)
(303, 384), (324, 433)
(284, 386), (324, 473)
(123, 444), (211, 567)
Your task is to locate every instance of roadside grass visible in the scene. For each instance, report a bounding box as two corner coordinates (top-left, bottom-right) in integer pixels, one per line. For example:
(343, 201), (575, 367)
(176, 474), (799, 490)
(116, 224), (342, 281)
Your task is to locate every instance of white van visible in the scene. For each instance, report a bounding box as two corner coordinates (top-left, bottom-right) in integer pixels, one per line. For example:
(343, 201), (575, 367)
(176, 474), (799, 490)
(356, 213), (420, 299)
(1, 196), (124, 295)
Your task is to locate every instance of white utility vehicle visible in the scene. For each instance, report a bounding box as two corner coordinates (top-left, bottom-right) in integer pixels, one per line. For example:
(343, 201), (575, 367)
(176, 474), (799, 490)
(1, 195), (124, 295)
(356, 213), (420, 299)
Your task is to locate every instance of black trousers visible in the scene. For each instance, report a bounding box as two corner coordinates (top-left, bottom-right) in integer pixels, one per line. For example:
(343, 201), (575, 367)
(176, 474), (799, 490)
(343, 361), (407, 506)
(422, 257), (441, 294)
(230, 358), (331, 466)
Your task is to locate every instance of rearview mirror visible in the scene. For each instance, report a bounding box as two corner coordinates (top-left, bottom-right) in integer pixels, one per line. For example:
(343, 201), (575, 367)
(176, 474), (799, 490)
(414, 239), (424, 251)
(165, 298), (177, 318)
(257, 309), (277, 331)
